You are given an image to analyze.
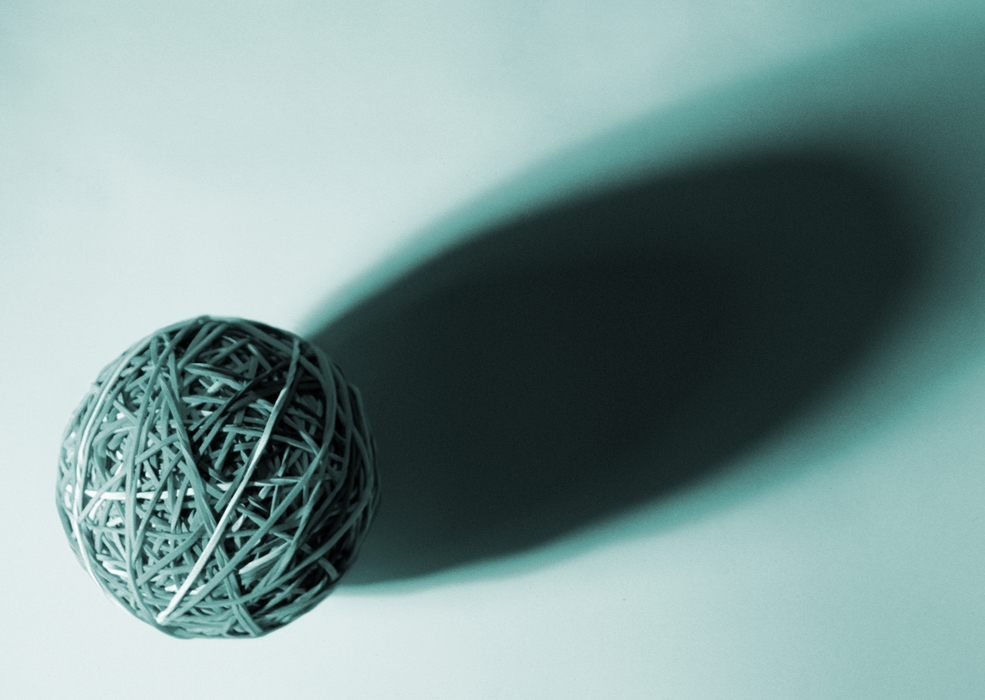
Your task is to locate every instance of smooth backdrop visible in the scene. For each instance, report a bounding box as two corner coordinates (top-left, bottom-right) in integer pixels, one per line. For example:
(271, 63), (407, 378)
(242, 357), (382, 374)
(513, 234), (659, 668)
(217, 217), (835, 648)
(2, 2), (985, 698)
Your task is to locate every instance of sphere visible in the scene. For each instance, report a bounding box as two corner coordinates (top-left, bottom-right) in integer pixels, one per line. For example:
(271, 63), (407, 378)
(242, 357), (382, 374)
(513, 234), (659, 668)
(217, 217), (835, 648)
(56, 316), (379, 638)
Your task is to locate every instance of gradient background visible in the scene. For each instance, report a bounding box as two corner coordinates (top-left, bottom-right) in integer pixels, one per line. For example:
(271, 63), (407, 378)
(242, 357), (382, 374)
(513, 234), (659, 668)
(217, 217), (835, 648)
(2, 1), (985, 697)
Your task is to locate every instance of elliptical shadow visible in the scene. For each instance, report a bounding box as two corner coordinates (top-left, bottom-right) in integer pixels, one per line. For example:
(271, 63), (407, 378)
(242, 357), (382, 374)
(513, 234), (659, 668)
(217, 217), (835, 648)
(310, 153), (924, 585)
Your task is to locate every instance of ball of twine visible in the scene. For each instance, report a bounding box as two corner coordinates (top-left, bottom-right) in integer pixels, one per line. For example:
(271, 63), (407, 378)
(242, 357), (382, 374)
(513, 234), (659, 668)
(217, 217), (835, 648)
(56, 316), (379, 638)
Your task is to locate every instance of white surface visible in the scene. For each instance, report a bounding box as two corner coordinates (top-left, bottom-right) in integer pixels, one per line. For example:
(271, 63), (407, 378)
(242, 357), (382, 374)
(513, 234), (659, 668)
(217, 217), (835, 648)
(3, 2), (985, 698)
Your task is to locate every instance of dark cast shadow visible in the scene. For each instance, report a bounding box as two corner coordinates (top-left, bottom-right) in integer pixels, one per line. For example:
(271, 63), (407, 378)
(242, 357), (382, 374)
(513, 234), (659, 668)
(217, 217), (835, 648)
(308, 152), (925, 584)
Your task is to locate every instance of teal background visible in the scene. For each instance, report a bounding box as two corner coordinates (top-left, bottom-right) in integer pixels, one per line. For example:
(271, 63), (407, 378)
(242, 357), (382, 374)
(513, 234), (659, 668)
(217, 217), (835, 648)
(2, 1), (985, 697)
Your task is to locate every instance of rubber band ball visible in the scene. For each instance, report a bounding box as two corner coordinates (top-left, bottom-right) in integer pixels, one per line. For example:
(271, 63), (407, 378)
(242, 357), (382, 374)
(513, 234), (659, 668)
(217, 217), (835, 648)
(55, 316), (379, 638)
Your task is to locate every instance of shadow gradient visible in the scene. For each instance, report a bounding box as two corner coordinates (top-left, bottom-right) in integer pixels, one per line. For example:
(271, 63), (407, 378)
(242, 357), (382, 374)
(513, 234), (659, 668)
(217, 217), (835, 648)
(310, 154), (924, 584)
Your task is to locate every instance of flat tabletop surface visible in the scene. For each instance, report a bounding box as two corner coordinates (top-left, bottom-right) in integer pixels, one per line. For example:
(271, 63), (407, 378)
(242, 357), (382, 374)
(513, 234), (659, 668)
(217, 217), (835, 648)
(3, 2), (985, 698)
